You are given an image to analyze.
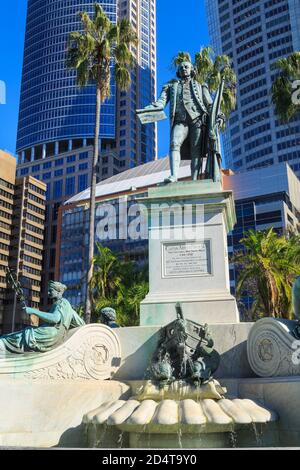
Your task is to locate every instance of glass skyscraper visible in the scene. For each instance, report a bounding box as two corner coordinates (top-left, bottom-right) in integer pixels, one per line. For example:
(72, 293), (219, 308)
(17, 0), (117, 162)
(205, 0), (300, 178)
(17, 0), (157, 168)
(16, 0), (157, 308)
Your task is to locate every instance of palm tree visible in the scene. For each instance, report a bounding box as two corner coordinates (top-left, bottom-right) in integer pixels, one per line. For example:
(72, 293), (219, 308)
(66, 4), (138, 323)
(234, 229), (300, 319)
(91, 242), (123, 299)
(171, 51), (192, 67)
(125, 282), (149, 324)
(172, 46), (237, 121)
(90, 243), (149, 326)
(271, 51), (300, 122)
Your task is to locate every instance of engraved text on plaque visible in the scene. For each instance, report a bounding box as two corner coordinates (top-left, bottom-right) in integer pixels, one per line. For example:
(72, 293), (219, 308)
(163, 241), (211, 278)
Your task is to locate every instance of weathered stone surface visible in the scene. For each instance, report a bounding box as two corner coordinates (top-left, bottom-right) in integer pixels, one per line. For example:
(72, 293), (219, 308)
(232, 398), (276, 423)
(201, 398), (232, 425)
(107, 400), (140, 425)
(232, 375), (300, 447)
(152, 400), (179, 425)
(247, 317), (300, 377)
(179, 399), (206, 425)
(0, 380), (130, 447)
(218, 398), (252, 424)
(0, 324), (121, 381)
(129, 379), (226, 401)
(92, 400), (126, 424)
(84, 395), (277, 434)
(127, 400), (158, 425)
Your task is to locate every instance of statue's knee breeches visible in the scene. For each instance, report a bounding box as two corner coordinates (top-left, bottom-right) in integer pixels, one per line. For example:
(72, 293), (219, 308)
(170, 142), (182, 152)
(170, 132), (186, 151)
(171, 123), (189, 151)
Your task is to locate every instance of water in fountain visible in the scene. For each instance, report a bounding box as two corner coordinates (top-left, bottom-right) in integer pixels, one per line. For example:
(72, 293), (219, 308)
(229, 429), (237, 448)
(251, 422), (264, 447)
(117, 431), (124, 448)
(95, 422), (108, 448)
(177, 427), (183, 448)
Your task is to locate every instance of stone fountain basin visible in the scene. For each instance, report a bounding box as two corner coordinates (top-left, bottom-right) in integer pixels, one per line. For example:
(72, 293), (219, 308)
(83, 397), (278, 435)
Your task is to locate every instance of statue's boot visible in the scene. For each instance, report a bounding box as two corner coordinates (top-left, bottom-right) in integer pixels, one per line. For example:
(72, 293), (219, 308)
(164, 175), (177, 184)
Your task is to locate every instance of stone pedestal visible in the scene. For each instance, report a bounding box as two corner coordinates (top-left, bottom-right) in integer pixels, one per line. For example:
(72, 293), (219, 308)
(139, 180), (239, 326)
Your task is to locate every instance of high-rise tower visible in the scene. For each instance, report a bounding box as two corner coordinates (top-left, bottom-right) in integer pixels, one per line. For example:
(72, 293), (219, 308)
(17, 0), (117, 162)
(17, 0), (157, 167)
(206, 0), (300, 178)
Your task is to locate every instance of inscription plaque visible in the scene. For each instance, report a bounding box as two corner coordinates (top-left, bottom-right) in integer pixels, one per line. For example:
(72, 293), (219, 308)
(163, 241), (211, 278)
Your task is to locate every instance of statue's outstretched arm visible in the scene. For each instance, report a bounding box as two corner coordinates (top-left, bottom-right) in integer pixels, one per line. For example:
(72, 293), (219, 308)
(24, 307), (61, 325)
(140, 83), (170, 112)
(153, 83), (170, 109)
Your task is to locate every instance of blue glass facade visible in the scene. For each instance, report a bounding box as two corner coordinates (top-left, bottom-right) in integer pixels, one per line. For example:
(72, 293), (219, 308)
(138, 0), (156, 165)
(205, 0), (300, 179)
(16, 0), (117, 154)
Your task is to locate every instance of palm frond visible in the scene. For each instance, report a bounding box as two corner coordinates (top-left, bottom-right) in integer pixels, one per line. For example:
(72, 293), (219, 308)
(271, 52), (300, 122)
(172, 51), (192, 68)
(115, 64), (131, 90)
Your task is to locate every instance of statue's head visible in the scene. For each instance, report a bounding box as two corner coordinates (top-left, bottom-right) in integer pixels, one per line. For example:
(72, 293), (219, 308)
(176, 61), (195, 79)
(48, 281), (67, 300)
(100, 307), (117, 324)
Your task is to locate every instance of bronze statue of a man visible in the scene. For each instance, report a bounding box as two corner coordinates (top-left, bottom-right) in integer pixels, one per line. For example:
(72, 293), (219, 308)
(139, 60), (219, 183)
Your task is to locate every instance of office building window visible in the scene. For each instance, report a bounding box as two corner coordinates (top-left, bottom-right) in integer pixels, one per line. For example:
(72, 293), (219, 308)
(45, 182), (51, 201)
(65, 177), (75, 196)
(55, 158), (64, 167)
(43, 161), (51, 169)
(66, 166), (75, 174)
(79, 163), (88, 171)
(78, 174), (88, 192)
(53, 180), (63, 198)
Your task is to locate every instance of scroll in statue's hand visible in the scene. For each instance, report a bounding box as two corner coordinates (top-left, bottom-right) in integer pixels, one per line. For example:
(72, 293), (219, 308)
(137, 103), (164, 114)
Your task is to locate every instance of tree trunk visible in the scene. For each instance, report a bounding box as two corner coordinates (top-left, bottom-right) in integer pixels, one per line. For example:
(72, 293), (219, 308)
(85, 82), (101, 323)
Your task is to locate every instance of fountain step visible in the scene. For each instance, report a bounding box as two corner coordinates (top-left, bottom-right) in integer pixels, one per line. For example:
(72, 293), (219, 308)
(84, 397), (277, 434)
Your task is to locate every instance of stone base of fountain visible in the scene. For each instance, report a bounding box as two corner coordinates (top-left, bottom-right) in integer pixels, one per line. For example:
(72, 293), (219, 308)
(128, 424), (279, 448)
(83, 380), (278, 448)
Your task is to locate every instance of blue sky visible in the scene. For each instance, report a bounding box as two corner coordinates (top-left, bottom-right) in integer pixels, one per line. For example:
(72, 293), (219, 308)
(0, 0), (209, 157)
